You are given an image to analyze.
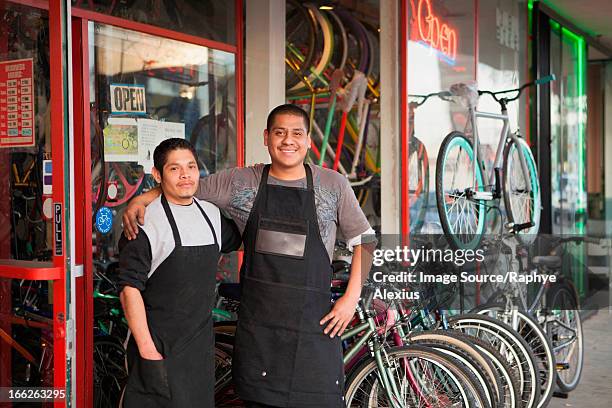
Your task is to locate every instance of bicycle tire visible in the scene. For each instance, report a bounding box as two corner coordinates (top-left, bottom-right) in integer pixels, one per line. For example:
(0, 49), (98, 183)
(325, 10), (348, 72)
(474, 308), (555, 408)
(448, 313), (540, 408)
(546, 283), (583, 392)
(409, 136), (430, 234)
(344, 344), (490, 408)
(436, 131), (486, 250)
(408, 338), (500, 407)
(409, 331), (502, 407)
(335, 9), (370, 76)
(215, 341), (241, 407)
(502, 137), (540, 244)
(288, 4), (334, 92)
(460, 330), (523, 408)
(285, 0), (318, 90)
(93, 339), (128, 408)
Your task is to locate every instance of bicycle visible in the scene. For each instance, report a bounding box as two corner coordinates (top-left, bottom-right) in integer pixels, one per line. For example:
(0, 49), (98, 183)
(213, 279), (492, 408)
(473, 235), (594, 406)
(435, 76), (556, 250)
(406, 91), (455, 234)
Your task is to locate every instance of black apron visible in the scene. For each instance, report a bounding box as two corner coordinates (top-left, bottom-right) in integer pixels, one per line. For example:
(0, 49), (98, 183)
(123, 195), (220, 408)
(233, 165), (344, 408)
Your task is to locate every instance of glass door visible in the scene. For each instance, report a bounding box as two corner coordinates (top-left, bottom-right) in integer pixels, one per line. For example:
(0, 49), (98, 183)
(80, 21), (238, 407)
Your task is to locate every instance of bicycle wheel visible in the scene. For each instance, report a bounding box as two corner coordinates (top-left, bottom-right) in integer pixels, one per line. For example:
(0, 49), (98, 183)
(285, 0), (318, 90)
(503, 137), (540, 244)
(409, 136), (430, 234)
(448, 313), (540, 408)
(409, 331), (502, 408)
(546, 283), (583, 392)
(344, 344), (490, 407)
(93, 339), (128, 408)
(215, 341), (241, 407)
(471, 336), (521, 408)
(476, 308), (555, 408)
(436, 131), (486, 249)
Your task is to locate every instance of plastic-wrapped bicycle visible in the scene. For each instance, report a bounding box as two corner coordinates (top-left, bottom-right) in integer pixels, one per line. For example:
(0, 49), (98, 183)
(436, 75), (555, 250)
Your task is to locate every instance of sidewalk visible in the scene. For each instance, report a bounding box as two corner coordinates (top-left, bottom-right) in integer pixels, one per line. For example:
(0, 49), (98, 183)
(549, 308), (612, 408)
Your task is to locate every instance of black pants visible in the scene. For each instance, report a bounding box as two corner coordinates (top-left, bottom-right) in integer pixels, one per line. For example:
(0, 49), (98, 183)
(244, 401), (282, 408)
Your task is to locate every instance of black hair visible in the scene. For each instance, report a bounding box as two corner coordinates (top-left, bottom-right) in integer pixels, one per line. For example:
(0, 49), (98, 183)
(153, 138), (197, 175)
(266, 104), (310, 132)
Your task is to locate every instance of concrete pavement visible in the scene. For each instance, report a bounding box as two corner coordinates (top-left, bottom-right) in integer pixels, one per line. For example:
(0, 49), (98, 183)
(548, 309), (612, 408)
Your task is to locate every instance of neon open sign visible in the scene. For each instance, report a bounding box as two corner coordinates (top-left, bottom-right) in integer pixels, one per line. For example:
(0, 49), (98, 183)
(411, 0), (458, 63)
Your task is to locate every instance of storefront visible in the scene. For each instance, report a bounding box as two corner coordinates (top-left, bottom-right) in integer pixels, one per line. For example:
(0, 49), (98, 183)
(0, 0), (242, 406)
(0, 0), (609, 406)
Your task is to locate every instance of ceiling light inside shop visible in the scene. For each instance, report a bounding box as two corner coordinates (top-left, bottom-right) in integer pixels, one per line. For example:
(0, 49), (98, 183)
(95, 24), (209, 76)
(319, 5), (334, 10)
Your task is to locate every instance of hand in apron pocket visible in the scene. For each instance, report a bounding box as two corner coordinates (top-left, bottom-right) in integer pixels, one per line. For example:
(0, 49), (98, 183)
(128, 357), (172, 400)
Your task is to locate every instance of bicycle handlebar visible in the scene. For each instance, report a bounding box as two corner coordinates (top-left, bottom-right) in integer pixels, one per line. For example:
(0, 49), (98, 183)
(478, 74), (556, 105)
(553, 235), (600, 247)
(407, 91), (452, 107)
(535, 74), (556, 85)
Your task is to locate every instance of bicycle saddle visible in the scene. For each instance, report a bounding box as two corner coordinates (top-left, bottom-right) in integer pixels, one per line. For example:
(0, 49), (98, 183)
(218, 282), (241, 302)
(531, 256), (562, 269)
(449, 81), (479, 107)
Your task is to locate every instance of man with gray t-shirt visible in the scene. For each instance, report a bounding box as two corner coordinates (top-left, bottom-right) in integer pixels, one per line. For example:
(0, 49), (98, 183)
(123, 104), (374, 408)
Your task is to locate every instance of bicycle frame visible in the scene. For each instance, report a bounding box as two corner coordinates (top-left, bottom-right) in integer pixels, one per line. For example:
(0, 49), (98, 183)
(341, 301), (424, 408)
(466, 104), (532, 198)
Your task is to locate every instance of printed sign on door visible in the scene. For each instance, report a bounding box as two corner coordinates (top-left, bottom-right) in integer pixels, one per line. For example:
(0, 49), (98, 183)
(0, 58), (35, 148)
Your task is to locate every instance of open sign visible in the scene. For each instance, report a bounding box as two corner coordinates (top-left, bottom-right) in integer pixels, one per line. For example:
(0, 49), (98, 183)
(110, 84), (146, 115)
(410, 0), (458, 63)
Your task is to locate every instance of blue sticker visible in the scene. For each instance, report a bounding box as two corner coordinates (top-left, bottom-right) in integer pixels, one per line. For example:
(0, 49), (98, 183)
(95, 207), (113, 234)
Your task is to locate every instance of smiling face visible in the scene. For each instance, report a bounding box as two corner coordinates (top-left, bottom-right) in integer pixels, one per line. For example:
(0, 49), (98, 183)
(264, 113), (311, 173)
(151, 148), (199, 205)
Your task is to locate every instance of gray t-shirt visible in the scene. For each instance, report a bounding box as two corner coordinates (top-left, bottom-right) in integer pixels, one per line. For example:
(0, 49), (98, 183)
(195, 164), (373, 259)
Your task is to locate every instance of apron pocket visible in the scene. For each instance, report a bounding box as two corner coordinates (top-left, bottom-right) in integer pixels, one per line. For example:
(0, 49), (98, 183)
(128, 357), (172, 400)
(255, 217), (308, 259)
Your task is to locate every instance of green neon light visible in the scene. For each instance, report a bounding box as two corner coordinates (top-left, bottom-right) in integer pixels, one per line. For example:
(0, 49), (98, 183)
(550, 20), (560, 31)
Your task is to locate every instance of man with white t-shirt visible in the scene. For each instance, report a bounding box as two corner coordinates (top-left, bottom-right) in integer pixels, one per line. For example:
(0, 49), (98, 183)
(118, 138), (240, 407)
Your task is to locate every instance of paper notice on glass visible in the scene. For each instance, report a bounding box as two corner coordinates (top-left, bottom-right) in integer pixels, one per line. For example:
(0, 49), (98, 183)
(104, 118), (138, 162)
(137, 118), (162, 173)
(136, 120), (186, 173)
(163, 121), (185, 139)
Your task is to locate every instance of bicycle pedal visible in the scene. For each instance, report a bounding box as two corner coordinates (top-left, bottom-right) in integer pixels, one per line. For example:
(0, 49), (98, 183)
(553, 391), (569, 399)
(472, 191), (493, 200)
(556, 362), (570, 371)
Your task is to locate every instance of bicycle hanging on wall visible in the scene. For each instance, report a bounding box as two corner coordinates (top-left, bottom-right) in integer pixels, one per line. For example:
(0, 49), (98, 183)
(435, 76), (555, 250)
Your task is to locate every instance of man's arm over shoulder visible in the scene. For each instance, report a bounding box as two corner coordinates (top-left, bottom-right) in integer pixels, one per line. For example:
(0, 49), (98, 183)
(195, 168), (237, 208)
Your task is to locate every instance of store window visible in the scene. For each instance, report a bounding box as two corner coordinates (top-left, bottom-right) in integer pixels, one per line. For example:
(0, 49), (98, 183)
(0, 0), (55, 389)
(72, 0), (236, 45)
(549, 22), (587, 235)
(477, 0), (528, 160)
(89, 21), (237, 267)
(405, 0), (477, 235)
(285, 1), (382, 233)
(87, 22), (237, 404)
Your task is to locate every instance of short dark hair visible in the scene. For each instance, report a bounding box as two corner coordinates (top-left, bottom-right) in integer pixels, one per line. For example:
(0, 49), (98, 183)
(153, 138), (197, 175)
(266, 104), (309, 132)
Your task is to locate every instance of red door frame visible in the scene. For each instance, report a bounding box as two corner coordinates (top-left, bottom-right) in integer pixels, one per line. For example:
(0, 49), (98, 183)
(69, 2), (245, 407)
(0, 1), (68, 406)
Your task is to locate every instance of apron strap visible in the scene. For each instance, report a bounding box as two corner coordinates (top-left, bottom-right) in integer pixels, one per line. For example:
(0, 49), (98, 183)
(304, 163), (314, 191)
(160, 194), (182, 247)
(261, 164), (271, 187)
(262, 163), (313, 190)
(193, 199), (219, 248)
